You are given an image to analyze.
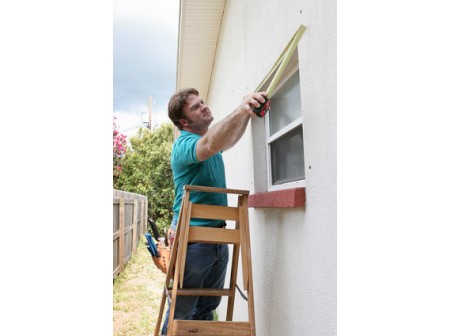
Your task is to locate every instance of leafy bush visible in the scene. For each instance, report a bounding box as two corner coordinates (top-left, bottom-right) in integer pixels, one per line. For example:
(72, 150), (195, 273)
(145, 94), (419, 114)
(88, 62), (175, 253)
(115, 123), (174, 233)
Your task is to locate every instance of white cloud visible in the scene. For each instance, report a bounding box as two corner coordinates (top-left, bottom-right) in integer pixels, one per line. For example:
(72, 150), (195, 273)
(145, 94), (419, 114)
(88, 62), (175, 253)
(114, 0), (179, 27)
(114, 105), (171, 139)
(113, 110), (145, 137)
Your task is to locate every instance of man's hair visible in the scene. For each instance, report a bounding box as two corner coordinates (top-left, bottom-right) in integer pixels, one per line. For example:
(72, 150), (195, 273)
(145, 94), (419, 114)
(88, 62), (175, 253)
(168, 88), (199, 130)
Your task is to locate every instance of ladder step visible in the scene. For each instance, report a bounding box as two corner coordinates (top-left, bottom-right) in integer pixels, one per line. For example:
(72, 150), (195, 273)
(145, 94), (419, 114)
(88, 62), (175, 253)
(169, 288), (234, 297)
(188, 226), (241, 244)
(190, 203), (240, 221)
(185, 185), (250, 195)
(172, 320), (252, 335)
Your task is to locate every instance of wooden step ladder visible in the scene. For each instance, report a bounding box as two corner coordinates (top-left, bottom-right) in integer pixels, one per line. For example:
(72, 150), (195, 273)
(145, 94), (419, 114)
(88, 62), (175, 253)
(154, 185), (256, 336)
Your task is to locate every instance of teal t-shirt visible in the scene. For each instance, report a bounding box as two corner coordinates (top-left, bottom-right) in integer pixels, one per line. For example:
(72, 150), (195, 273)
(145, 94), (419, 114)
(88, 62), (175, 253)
(171, 130), (227, 227)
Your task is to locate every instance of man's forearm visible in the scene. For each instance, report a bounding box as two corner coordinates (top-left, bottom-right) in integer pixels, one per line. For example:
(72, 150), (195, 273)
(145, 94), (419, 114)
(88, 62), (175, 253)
(196, 92), (266, 161)
(203, 108), (251, 153)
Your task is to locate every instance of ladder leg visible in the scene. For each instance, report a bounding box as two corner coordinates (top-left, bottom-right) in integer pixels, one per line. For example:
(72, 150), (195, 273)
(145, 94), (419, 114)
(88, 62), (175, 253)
(166, 191), (192, 335)
(226, 240), (240, 321)
(154, 239), (179, 335)
(154, 197), (186, 335)
(167, 241), (183, 335)
(178, 201), (193, 289)
(153, 287), (166, 336)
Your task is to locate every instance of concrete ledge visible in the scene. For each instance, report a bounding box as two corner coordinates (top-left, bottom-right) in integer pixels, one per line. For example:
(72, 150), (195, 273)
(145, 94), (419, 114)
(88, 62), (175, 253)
(248, 187), (306, 208)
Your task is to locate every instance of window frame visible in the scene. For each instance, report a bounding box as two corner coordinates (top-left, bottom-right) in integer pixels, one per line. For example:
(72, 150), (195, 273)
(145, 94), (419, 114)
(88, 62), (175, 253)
(264, 56), (305, 192)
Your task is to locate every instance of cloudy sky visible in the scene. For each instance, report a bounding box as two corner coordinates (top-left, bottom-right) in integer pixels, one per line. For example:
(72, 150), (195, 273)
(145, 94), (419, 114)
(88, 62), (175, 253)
(113, 0), (179, 137)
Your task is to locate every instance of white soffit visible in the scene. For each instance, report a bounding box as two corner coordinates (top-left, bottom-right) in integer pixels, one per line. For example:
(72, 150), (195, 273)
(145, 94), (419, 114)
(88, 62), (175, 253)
(176, 0), (226, 100)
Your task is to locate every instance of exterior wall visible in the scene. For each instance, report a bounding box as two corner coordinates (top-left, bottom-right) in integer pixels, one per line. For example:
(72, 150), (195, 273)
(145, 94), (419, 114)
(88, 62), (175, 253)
(205, 0), (336, 335)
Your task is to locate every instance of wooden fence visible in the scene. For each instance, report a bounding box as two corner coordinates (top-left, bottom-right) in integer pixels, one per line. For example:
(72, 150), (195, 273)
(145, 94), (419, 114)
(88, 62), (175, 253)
(113, 189), (148, 278)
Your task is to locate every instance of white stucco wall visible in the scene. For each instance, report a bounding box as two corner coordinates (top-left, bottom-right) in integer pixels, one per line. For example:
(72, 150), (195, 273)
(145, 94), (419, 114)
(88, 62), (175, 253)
(204, 1), (336, 335)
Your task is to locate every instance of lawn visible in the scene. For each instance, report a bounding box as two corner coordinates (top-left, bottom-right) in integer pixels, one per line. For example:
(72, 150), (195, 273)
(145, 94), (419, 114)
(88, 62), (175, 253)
(113, 235), (166, 336)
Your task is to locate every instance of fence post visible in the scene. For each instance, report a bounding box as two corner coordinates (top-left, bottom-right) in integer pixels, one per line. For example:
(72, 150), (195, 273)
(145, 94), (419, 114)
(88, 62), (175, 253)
(132, 199), (138, 254)
(140, 199), (145, 235)
(145, 199), (148, 235)
(119, 198), (125, 273)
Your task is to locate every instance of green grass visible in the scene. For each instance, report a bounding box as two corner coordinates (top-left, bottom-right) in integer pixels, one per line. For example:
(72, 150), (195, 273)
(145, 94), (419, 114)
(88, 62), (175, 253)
(113, 235), (166, 336)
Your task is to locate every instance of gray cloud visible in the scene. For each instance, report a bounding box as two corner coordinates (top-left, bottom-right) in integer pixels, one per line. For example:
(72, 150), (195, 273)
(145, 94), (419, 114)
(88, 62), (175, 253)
(113, 6), (178, 116)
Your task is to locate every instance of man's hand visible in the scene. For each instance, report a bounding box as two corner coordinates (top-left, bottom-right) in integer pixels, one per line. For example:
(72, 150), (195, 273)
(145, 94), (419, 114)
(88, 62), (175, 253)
(239, 92), (268, 115)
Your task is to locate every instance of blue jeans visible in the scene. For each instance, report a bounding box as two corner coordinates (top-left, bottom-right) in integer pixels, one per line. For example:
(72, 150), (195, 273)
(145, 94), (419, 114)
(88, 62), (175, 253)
(161, 242), (229, 334)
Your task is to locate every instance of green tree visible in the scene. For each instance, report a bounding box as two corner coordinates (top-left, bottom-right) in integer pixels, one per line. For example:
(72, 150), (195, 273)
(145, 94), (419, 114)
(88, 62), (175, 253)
(115, 123), (174, 233)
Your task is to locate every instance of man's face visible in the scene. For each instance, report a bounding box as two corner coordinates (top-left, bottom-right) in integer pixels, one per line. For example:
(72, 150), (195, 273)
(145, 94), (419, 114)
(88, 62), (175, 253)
(181, 94), (214, 131)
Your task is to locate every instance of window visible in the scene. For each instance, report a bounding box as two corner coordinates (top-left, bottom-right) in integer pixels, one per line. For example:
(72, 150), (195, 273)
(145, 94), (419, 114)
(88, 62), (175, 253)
(266, 69), (304, 188)
(252, 49), (305, 192)
(250, 25), (307, 206)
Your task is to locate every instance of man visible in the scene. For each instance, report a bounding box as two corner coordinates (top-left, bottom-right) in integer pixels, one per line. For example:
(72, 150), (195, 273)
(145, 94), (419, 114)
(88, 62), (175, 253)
(161, 88), (267, 334)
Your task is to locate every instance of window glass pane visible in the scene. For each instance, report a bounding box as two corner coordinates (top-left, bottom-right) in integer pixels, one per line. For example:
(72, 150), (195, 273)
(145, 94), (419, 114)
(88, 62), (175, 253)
(269, 70), (301, 135)
(270, 126), (305, 185)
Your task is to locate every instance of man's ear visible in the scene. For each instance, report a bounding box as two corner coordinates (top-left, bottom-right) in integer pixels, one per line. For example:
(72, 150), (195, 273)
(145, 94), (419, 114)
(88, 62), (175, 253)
(178, 119), (190, 128)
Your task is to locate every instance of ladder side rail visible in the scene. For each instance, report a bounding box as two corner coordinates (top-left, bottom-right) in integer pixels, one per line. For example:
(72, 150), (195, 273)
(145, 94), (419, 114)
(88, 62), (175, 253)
(178, 201), (193, 288)
(154, 198), (185, 336)
(167, 228), (186, 336)
(166, 201), (184, 281)
(226, 222), (241, 321)
(154, 287), (167, 336)
(167, 190), (191, 335)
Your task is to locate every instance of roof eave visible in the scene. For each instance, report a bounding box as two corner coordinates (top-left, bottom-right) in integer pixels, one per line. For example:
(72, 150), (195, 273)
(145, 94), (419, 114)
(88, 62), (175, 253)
(176, 0), (226, 101)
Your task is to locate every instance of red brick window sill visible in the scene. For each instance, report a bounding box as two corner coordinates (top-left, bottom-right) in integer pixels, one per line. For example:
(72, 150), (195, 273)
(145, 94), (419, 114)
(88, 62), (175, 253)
(248, 187), (306, 208)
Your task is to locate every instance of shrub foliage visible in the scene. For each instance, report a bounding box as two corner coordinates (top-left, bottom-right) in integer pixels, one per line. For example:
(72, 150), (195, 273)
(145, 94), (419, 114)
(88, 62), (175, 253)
(115, 123), (174, 233)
